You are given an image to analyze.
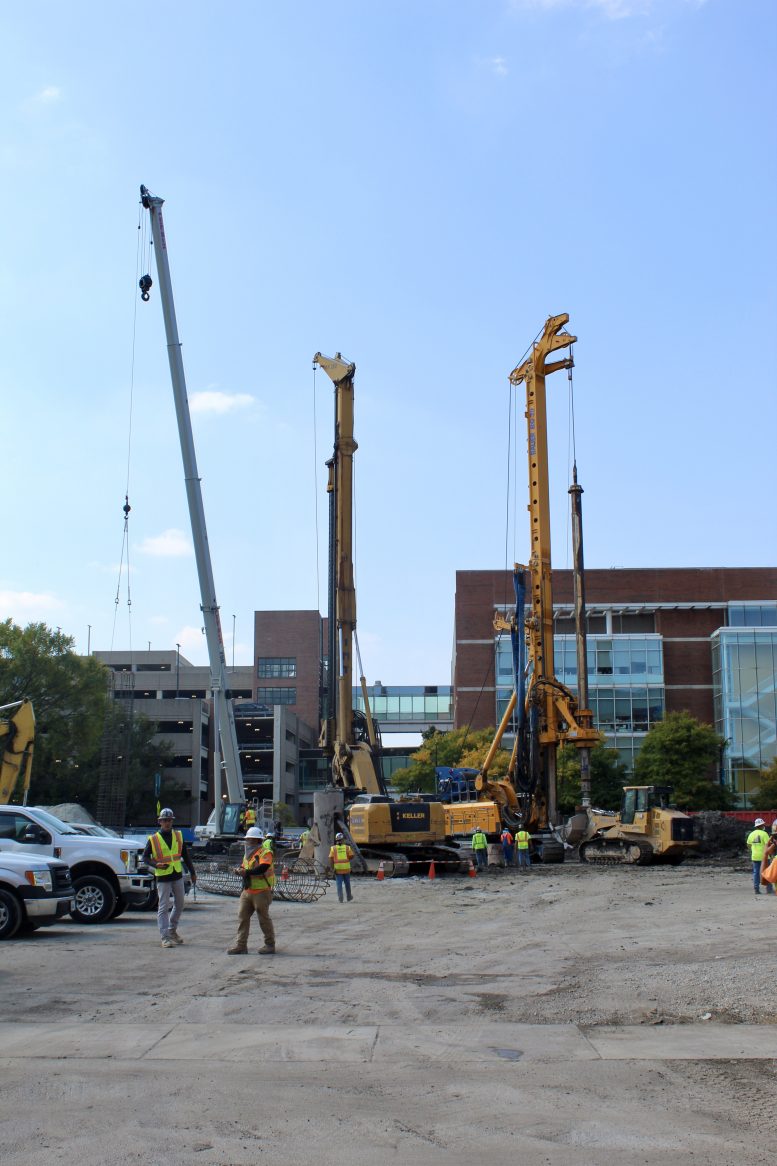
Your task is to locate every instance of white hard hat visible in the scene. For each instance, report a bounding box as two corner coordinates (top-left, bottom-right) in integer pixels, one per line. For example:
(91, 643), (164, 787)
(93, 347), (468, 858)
(245, 827), (264, 839)
(755, 818), (766, 827)
(158, 808), (174, 820)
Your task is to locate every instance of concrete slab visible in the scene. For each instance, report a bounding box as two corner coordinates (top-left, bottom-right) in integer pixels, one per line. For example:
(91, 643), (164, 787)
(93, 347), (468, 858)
(373, 1021), (597, 1063)
(586, 1023), (777, 1060)
(0, 1022), (165, 1060)
(145, 1022), (378, 1062)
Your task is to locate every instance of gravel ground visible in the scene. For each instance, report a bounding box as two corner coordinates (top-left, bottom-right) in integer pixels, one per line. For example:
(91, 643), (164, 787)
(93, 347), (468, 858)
(1, 858), (775, 1165)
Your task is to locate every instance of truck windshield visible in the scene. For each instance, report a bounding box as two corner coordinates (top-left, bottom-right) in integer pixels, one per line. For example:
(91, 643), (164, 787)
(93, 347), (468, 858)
(30, 808), (81, 835)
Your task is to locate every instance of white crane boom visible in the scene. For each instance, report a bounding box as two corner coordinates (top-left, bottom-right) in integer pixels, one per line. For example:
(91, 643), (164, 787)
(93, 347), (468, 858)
(139, 185), (245, 808)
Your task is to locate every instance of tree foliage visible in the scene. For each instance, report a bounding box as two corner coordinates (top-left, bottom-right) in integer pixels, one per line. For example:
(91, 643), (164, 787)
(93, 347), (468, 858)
(753, 756), (777, 811)
(556, 743), (630, 814)
(0, 620), (108, 801)
(390, 727), (511, 794)
(633, 710), (731, 810)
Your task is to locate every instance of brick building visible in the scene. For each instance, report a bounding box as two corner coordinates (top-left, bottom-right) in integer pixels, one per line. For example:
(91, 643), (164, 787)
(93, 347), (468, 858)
(454, 566), (777, 800)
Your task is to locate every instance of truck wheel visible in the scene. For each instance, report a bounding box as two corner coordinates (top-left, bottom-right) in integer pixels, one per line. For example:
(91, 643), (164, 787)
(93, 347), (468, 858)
(111, 895), (128, 919)
(0, 889), (23, 940)
(71, 875), (117, 924)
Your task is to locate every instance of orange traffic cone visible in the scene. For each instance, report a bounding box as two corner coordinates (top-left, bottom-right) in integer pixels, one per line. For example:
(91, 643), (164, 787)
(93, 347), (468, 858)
(281, 864), (289, 882)
(428, 859), (436, 880)
(376, 861), (385, 881)
(468, 860), (477, 879)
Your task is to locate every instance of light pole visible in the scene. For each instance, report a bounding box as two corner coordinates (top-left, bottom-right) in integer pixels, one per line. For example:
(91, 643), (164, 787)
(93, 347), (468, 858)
(175, 643), (181, 699)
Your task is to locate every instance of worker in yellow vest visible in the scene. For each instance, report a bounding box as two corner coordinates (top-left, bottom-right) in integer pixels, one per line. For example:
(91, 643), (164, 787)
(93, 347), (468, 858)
(227, 828), (276, 954)
(328, 832), (354, 903)
(515, 823), (532, 871)
(471, 828), (489, 871)
(243, 805), (257, 830)
(143, 808), (197, 949)
(747, 818), (773, 896)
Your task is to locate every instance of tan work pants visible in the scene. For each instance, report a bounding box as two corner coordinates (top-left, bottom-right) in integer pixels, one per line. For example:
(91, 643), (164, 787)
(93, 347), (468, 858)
(234, 889), (275, 950)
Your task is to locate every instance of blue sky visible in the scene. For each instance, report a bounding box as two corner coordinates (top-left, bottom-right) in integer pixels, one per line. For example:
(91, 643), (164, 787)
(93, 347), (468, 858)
(1, 0), (775, 685)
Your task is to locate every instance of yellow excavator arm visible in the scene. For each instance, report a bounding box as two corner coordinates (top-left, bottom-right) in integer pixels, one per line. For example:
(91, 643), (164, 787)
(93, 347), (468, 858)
(0, 700), (36, 804)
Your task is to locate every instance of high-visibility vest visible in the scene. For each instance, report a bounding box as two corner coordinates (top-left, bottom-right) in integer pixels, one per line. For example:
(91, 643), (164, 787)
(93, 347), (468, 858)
(149, 830), (183, 877)
(472, 832), (487, 850)
(516, 830), (530, 850)
(261, 838), (274, 855)
(330, 844), (352, 873)
(244, 808), (257, 827)
(501, 831), (513, 846)
(242, 849), (275, 892)
(747, 830), (769, 861)
(299, 830), (310, 846)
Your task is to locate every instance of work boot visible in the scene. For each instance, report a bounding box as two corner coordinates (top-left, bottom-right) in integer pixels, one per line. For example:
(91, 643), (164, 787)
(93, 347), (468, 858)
(754, 888), (761, 895)
(161, 938), (175, 948)
(346, 895), (353, 902)
(170, 931), (184, 945)
(258, 944), (276, 955)
(227, 945), (247, 954)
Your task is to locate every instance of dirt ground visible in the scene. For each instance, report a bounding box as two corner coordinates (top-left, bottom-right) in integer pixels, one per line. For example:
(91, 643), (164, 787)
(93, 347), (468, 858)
(1, 859), (775, 1165)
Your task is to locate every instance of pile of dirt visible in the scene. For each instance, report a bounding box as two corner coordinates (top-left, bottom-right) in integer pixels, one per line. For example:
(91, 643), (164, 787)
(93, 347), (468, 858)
(692, 810), (751, 856)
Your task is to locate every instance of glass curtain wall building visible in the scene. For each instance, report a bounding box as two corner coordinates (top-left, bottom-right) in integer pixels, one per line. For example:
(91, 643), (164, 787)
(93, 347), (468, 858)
(495, 633), (665, 769)
(713, 604), (777, 805)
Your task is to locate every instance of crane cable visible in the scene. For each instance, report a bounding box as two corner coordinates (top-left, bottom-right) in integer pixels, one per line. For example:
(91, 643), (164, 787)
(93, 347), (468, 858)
(110, 204), (149, 652)
(312, 361), (321, 614)
(565, 343), (577, 569)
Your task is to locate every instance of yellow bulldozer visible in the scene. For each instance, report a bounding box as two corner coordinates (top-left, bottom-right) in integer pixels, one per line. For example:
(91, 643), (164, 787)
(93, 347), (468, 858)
(566, 784), (697, 865)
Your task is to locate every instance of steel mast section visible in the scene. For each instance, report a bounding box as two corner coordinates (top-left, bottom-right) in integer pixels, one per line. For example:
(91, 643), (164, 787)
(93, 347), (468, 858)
(139, 185), (245, 808)
(313, 352), (382, 795)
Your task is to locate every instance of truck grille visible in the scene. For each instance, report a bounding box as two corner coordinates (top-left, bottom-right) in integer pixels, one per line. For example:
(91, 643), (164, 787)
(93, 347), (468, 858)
(52, 866), (74, 893)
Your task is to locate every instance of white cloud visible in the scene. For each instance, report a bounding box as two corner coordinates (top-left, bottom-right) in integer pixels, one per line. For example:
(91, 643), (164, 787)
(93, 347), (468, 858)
(490, 57), (509, 77)
(136, 529), (192, 558)
(190, 390), (254, 415)
(508, 0), (699, 17)
(0, 589), (65, 616)
(175, 625), (208, 662)
(30, 85), (63, 104)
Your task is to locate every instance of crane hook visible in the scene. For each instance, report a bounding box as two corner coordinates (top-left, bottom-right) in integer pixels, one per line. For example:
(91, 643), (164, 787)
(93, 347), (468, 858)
(139, 274), (153, 302)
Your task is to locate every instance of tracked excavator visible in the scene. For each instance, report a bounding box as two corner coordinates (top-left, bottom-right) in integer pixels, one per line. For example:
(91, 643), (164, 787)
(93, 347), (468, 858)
(0, 700), (35, 805)
(313, 353), (468, 876)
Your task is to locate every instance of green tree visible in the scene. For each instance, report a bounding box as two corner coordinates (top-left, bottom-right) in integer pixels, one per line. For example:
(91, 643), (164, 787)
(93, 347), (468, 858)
(0, 620), (108, 801)
(633, 710), (731, 810)
(754, 757), (777, 810)
(391, 727), (511, 794)
(556, 743), (630, 814)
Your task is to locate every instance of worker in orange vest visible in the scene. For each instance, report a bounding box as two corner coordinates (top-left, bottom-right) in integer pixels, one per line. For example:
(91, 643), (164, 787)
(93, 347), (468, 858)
(500, 827), (515, 868)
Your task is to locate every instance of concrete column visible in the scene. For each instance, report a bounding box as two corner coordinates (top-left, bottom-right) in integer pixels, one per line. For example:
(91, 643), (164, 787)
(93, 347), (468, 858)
(313, 790), (344, 870)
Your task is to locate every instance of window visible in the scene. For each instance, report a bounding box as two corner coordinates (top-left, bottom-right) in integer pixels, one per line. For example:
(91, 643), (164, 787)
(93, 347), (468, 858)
(257, 657), (297, 678)
(256, 687), (297, 706)
(729, 605), (777, 628)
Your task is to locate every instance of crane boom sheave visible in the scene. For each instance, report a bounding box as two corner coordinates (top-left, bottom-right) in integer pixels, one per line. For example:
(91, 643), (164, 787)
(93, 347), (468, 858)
(140, 185), (244, 806)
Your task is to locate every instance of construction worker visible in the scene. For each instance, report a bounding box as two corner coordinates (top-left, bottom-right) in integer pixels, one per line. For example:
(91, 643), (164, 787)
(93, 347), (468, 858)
(761, 821), (777, 887)
(227, 827), (276, 954)
(500, 826), (515, 868)
(329, 832), (354, 902)
(299, 826), (310, 847)
(515, 823), (532, 871)
(143, 808), (197, 949)
(243, 804), (257, 829)
(747, 818), (774, 895)
(471, 828), (488, 871)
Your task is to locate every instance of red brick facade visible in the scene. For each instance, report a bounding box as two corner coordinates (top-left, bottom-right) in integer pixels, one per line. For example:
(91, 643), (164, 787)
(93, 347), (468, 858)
(454, 567), (777, 732)
(253, 610), (324, 731)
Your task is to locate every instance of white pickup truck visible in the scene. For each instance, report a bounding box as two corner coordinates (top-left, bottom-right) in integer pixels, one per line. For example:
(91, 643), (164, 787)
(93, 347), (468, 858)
(0, 806), (152, 924)
(0, 851), (74, 939)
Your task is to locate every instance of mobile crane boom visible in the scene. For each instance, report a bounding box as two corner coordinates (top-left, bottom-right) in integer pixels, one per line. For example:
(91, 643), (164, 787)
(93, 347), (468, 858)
(140, 185), (244, 808)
